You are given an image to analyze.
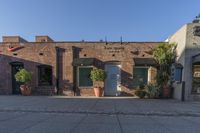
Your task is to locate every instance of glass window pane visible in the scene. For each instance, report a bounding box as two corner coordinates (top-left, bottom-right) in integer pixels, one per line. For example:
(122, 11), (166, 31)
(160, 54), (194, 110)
(193, 65), (200, 93)
(79, 67), (93, 87)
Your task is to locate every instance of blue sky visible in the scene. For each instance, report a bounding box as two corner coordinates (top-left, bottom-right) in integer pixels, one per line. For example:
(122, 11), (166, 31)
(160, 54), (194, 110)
(0, 0), (199, 42)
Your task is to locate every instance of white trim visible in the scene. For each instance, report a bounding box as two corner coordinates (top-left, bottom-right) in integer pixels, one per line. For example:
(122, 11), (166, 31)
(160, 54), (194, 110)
(148, 67), (152, 84)
(77, 66), (93, 88)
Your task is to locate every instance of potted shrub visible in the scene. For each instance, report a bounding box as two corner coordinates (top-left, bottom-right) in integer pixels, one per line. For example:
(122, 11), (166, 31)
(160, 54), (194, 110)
(15, 69), (32, 96)
(135, 82), (147, 98)
(90, 68), (106, 97)
(153, 43), (176, 98)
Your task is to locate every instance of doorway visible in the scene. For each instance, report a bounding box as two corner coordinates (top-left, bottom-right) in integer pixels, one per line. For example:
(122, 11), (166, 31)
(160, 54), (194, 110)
(11, 62), (24, 94)
(104, 64), (121, 96)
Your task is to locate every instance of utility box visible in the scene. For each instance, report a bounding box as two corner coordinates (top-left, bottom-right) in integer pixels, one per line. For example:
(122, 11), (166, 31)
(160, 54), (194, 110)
(171, 63), (183, 83)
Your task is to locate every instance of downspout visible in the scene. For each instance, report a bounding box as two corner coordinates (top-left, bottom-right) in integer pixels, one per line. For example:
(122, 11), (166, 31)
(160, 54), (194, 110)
(72, 46), (78, 96)
(56, 47), (60, 95)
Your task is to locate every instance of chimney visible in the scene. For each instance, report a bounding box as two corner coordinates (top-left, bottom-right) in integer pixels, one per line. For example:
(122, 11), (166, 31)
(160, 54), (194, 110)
(35, 36), (54, 42)
(2, 36), (27, 43)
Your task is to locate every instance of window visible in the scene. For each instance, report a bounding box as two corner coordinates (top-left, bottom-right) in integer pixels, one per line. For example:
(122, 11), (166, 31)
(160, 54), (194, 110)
(78, 67), (93, 87)
(171, 64), (183, 83)
(193, 26), (200, 36)
(133, 67), (148, 87)
(38, 65), (52, 86)
(192, 64), (200, 93)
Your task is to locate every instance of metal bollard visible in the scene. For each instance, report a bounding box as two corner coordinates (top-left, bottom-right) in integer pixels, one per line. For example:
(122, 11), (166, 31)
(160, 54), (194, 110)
(181, 81), (185, 101)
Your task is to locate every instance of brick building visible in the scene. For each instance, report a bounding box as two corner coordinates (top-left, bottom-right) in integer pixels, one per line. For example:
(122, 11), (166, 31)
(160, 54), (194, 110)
(0, 36), (159, 96)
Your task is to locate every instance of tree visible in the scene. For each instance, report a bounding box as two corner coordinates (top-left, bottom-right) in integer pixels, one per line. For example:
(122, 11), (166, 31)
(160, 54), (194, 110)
(153, 43), (176, 65)
(153, 43), (176, 97)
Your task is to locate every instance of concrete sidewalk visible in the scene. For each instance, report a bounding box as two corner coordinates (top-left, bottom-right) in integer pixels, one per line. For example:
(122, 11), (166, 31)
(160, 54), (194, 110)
(0, 96), (200, 133)
(1, 96), (200, 116)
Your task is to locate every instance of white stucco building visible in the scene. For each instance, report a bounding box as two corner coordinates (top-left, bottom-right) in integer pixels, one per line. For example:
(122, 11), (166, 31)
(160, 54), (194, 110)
(169, 22), (200, 100)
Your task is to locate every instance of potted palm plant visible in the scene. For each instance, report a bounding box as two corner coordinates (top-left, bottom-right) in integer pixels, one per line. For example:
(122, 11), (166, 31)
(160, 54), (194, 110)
(153, 43), (176, 98)
(90, 68), (106, 97)
(15, 69), (32, 96)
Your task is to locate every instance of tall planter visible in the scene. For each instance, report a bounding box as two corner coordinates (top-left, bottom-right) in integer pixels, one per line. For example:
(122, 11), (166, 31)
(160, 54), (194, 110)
(159, 64), (172, 98)
(20, 85), (31, 96)
(162, 85), (170, 98)
(162, 84), (172, 98)
(90, 69), (106, 97)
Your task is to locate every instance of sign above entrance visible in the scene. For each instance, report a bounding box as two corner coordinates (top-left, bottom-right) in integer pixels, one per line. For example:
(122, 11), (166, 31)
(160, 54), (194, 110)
(104, 46), (125, 53)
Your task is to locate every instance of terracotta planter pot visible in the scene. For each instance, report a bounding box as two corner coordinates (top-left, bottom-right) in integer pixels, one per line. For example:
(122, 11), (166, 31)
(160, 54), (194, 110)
(94, 87), (103, 97)
(162, 85), (171, 98)
(20, 85), (31, 96)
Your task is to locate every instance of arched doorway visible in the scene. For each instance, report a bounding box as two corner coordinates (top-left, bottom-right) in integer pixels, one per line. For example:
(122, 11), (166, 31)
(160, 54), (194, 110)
(10, 62), (24, 94)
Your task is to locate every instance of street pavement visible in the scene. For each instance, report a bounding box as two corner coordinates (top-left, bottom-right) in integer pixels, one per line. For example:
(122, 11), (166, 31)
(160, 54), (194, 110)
(0, 96), (200, 133)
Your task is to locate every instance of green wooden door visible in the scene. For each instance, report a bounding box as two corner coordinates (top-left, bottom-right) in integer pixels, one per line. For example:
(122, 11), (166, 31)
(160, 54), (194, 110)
(133, 67), (148, 87)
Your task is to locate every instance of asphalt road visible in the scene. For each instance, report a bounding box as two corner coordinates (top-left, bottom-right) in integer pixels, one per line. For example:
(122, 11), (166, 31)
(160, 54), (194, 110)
(0, 96), (200, 133)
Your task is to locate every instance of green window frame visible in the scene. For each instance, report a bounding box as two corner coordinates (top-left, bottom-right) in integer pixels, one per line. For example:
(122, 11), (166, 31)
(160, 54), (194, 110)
(78, 67), (93, 87)
(133, 67), (148, 87)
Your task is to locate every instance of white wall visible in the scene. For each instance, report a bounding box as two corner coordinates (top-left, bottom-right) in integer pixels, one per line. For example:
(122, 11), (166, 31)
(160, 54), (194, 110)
(169, 23), (200, 100)
(169, 24), (187, 99)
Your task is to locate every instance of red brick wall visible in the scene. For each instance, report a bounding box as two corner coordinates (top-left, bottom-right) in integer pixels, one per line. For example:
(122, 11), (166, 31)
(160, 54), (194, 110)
(0, 41), (160, 96)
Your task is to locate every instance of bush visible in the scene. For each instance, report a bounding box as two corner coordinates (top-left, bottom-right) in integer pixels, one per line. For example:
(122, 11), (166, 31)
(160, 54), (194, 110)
(15, 69), (32, 84)
(135, 82), (147, 98)
(135, 90), (146, 98)
(90, 69), (106, 82)
(146, 84), (160, 98)
(138, 82), (145, 90)
(153, 43), (176, 98)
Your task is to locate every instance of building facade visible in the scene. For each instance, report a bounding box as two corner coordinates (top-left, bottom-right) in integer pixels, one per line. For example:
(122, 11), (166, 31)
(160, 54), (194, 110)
(0, 36), (159, 96)
(169, 22), (200, 101)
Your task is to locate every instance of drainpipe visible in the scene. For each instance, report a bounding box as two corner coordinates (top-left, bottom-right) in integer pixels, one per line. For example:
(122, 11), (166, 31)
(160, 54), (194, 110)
(181, 81), (185, 101)
(72, 46), (78, 96)
(56, 47), (60, 95)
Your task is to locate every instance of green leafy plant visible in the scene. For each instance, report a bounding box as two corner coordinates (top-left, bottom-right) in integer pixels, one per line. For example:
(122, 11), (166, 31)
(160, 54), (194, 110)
(135, 90), (146, 98)
(153, 43), (176, 65)
(153, 43), (176, 97)
(15, 69), (32, 84)
(90, 68), (106, 82)
(146, 84), (160, 98)
(90, 68), (107, 97)
(138, 81), (145, 90)
(135, 82), (147, 98)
